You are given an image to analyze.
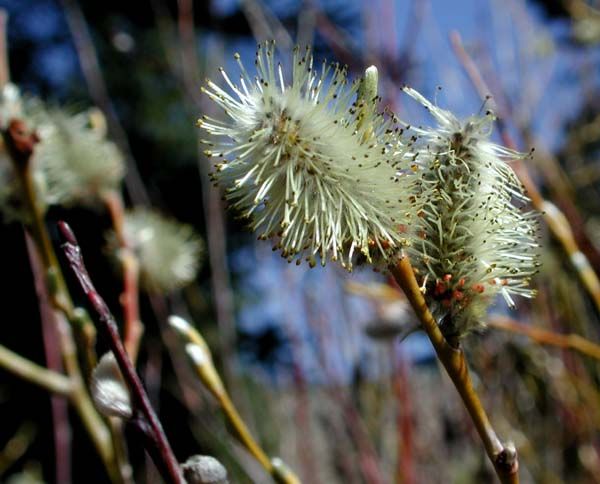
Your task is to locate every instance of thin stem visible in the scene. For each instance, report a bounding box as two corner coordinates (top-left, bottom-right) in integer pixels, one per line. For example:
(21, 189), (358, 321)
(102, 190), (143, 362)
(0, 9), (9, 88)
(216, 393), (273, 472)
(2, 120), (122, 481)
(58, 221), (184, 484)
(26, 231), (72, 484)
(5, 122), (97, 365)
(390, 257), (518, 484)
(392, 351), (415, 484)
(0, 423), (36, 475)
(168, 0), (244, 403)
(182, 328), (272, 472)
(489, 316), (600, 361)
(170, 316), (300, 484)
(0, 344), (72, 396)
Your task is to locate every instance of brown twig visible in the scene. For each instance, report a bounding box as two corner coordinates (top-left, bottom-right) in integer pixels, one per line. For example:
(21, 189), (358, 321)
(299, 279), (384, 484)
(291, 365), (320, 484)
(390, 257), (518, 484)
(58, 221), (184, 484)
(489, 316), (600, 361)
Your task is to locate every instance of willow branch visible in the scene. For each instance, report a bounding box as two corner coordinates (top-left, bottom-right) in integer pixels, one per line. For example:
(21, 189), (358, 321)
(390, 257), (518, 484)
(2, 119), (123, 481)
(0, 344), (72, 396)
(26, 230), (72, 484)
(59, 221), (184, 484)
(3, 121), (98, 365)
(170, 316), (300, 484)
(489, 316), (600, 361)
(175, 0), (238, 386)
(102, 190), (143, 362)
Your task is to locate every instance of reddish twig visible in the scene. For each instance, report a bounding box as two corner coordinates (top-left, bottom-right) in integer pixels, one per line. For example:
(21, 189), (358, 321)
(25, 233), (72, 484)
(392, 350), (415, 484)
(58, 221), (184, 484)
(292, 364), (319, 483)
(299, 280), (384, 484)
(102, 191), (143, 362)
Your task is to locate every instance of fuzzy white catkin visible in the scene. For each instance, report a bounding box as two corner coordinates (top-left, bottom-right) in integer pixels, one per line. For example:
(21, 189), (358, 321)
(33, 108), (125, 206)
(0, 85), (124, 220)
(107, 209), (203, 293)
(402, 87), (540, 336)
(199, 42), (416, 270)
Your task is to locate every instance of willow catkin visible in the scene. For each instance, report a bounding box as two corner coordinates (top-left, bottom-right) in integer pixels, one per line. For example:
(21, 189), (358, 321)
(403, 87), (540, 336)
(199, 42), (416, 270)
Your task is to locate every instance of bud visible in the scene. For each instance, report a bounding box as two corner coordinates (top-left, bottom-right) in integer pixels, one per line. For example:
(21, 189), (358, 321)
(169, 315), (226, 397)
(357, 65), (379, 104)
(185, 343), (225, 397)
(181, 455), (228, 484)
(271, 457), (301, 484)
(90, 352), (132, 419)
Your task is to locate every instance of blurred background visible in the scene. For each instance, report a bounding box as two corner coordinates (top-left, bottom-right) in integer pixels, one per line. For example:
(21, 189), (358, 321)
(1, 0), (600, 483)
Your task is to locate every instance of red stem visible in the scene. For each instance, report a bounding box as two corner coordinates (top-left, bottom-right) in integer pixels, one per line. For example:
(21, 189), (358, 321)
(392, 349), (415, 484)
(102, 191), (143, 361)
(25, 233), (72, 484)
(58, 221), (183, 484)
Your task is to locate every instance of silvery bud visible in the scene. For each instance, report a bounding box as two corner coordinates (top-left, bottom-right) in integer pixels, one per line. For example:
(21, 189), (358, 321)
(181, 455), (228, 484)
(90, 352), (132, 419)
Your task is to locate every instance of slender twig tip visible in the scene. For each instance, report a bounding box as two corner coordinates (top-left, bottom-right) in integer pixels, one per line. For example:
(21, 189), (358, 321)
(168, 315), (191, 334)
(185, 343), (209, 367)
(57, 220), (77, 246)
